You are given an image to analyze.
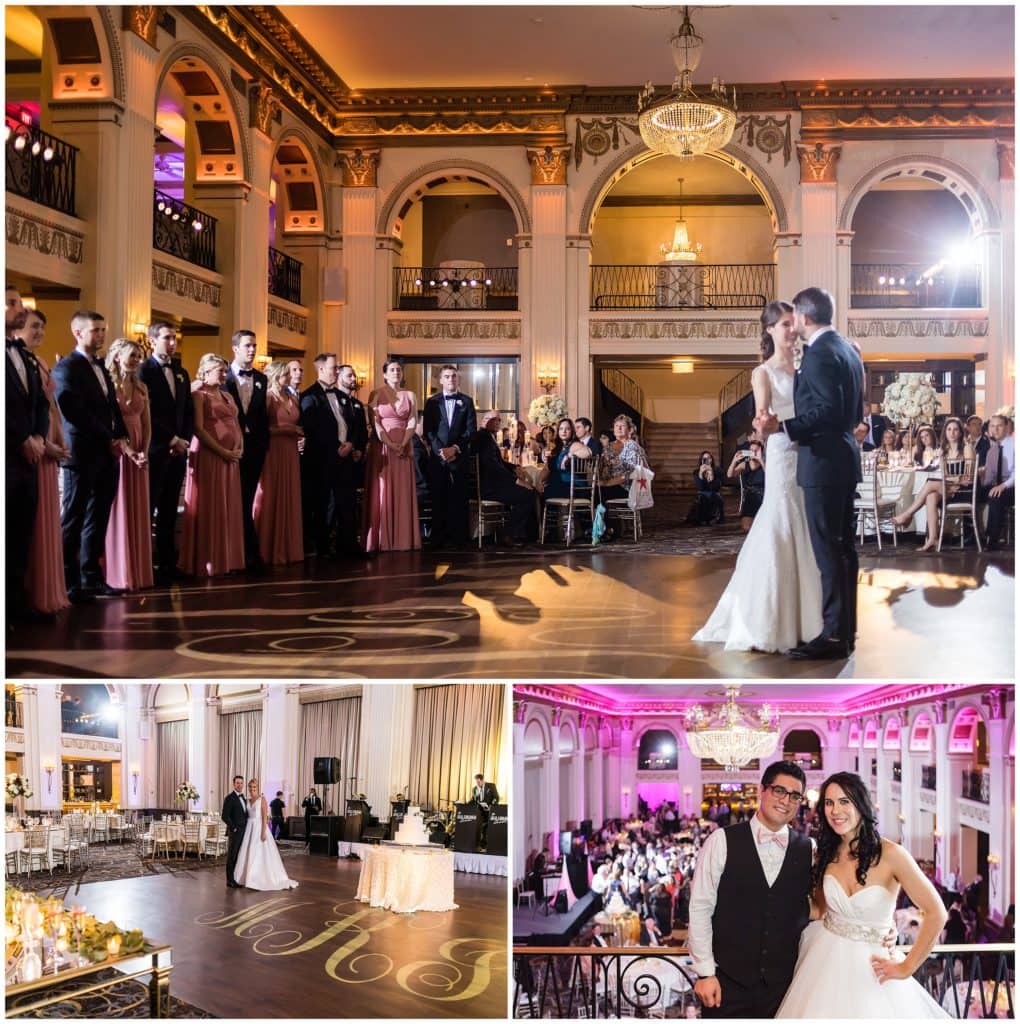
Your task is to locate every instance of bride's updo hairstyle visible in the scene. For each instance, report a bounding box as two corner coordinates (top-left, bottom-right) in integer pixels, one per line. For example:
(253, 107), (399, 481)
(812, 771), (883, 894)
(759, 300), (793, 361)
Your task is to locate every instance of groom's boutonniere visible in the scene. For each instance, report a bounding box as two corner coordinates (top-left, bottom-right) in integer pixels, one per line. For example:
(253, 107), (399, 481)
(455, 399), (463, 407)
(255, 381), (263, 390)
(793, 344), (803, 371)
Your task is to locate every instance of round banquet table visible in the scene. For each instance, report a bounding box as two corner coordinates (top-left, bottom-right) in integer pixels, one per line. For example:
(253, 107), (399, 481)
(146, 821), (214, 853)
(5, 827), (68, 871)
(355, 844), (458, 913)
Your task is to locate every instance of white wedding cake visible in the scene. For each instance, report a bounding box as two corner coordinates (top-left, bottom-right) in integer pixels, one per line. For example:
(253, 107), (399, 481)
(392, 806), (431, 846)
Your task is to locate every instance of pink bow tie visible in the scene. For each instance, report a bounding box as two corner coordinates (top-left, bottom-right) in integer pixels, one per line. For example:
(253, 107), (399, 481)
(758, 830), (788, 849)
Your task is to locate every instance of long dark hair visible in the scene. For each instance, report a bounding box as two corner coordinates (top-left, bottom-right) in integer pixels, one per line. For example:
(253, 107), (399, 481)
(551, 417), (577, 459)
(812, 771), (883, 893)
(760, 300), (793, 361)
(940, 416), (967, 459)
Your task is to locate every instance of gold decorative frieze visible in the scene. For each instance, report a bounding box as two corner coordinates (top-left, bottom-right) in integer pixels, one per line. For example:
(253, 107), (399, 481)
(122, 6), (158, 48)
(572, 117), (640, 169)
(62, 736), (121, 753)
(997, 140), (1015, 180)
(848, 317), (989, 339)
(268, 302), (308, 335)
(797, 142), (841, 183)
(334, 112), (563, 146)
(5, 205), (84, 264)
(152, 261), (222, 308)
(527, 145), (572, 185)
(735, 114), (793, 165)
(590, 319), (759, 341)
(250, 82), (280, 137)
(338, 148), (381, 188)
(388, 319), (522, 341)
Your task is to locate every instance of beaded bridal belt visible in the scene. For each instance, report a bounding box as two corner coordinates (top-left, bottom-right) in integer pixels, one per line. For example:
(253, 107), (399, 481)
(823, 912), (888, 944)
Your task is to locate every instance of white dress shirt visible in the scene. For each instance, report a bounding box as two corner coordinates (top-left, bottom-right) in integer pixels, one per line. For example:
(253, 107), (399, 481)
(91, 356), (109, 397)
(231, 361), (253, 415)
(984, 435), (1015, 489)
(687, 815), (811, 978)
(443, 392), (458, 425)
(326, 389), (348, 443)
(8, 346), (28, 393)
(804, 325), (829, 349)
(156, 355), (176, 398)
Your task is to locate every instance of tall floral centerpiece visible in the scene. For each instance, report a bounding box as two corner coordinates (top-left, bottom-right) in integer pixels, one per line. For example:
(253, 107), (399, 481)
(528, 394), (569, 429)
(882, 372), (940, 449)
(6, 773), (33, 821)
(175, 781), (199, 817)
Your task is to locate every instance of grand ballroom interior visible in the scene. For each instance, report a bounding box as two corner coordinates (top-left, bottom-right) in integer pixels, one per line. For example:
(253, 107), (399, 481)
(4, 682), (508, 1018)
(511, 682), (1016, 1018)
(4, 4), (1015, 680)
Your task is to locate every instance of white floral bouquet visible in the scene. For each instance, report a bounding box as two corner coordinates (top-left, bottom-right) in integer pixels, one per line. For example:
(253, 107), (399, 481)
(175, 781), (199, 803)
(882, 372), (939, 426)
(995, 404), (1015, 422)
(6, 773), (32, 799)
(528, 393), (569, 427)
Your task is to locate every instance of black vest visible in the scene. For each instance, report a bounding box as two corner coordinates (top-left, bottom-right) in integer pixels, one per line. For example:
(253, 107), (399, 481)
(711, 821), (811, 990)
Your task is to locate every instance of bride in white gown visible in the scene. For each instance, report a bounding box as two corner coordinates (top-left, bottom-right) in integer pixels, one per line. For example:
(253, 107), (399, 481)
(777, 772), (948, 1019)
(234, 778), (298, 891)
(694, 301), (823, 652)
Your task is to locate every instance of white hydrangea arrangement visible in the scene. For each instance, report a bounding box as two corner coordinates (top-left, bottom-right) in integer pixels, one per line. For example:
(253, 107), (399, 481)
(6, 773), (33, 799)
(175, 781), (199, 803)
(528, 393), (569, 427)
(882, 372), (939, 426)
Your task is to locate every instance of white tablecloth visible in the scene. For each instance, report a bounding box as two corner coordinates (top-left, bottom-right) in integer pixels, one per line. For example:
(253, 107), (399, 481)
(453, 850), (508, 876)
(146, 822), (215, 853)
(355, 844), (457, 913)
(5, 827), (68, 871)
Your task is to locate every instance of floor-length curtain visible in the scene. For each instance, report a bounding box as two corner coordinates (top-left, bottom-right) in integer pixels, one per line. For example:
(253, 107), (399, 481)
(297, 697), (361, 815)
(219, 710), (263, 802)
(408, 684), (504, 811)
(156, 719), (189, 809)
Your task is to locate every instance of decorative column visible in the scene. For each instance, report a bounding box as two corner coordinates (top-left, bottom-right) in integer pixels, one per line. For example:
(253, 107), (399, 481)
(526, 146), (571, 413)
(604, 720), (621, 820)
(984, 688), (1010, 924)
(795, 142), (842, 325)
(203, 693), (222, 811)
(338, 148), (382, 378)
(677, 725), (701, 817)
(139, 707), (158, 808)
(120, 685), (146, 811)
(513, 700), (528, 875)
(825, 718), (845, 777)
(589, 716), (608, 826)
(543, 707), (563, 856)
(932, 699), (964, 882)
(899, 714), (919, 855)
(571, 712), (587, 826)
(618, 717), (635, 819)
(565, 233), (592, 417)
(261, 684), (301, 815)
(773, 232), (803, 311)
(984, 139), (1014, 413)
(357, 683), (414, 821)
(875, 717), (894, 836)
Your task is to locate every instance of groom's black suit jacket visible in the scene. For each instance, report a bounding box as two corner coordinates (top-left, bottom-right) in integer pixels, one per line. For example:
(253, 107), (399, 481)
(221, 791), (248, 833)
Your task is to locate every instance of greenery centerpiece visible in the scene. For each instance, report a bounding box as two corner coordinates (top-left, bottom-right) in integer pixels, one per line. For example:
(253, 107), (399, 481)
(6, 773), (32, 820)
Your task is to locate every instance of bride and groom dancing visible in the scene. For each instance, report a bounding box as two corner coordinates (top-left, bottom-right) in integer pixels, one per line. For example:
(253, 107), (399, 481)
(688, 760), (950, 1018)
(695, 287), (863, 658)
(221, 774), (298, 891)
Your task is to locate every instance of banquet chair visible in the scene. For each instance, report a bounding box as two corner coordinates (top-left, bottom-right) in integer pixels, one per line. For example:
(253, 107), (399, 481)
(204, 823), (229, 861)
(468, 454), (509, 548)
(91, 815), (109, 845)
(514, 879), (537, 911)
(603, 489), (643, 542)
(152, 822), (174, 859)
(182, 820), (202, 858)
(541, 455), (599, 546)
(107, 813), (126, 844)
(854, 458), (902, 550)
(68, 819), (91, 868)
(21, 828), (51, 877)
(937, 458), (981, 552)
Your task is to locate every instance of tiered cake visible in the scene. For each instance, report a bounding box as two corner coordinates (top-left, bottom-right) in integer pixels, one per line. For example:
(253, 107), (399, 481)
(392, 806), (430, 846)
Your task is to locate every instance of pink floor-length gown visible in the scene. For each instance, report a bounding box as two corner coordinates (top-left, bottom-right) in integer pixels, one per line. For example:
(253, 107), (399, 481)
(26, 361), (70, 613)
(105, 385), (154, 591)
(178, 388), (245, 577)
(363, 389), (421, 552)
(254, 392), (304, 565)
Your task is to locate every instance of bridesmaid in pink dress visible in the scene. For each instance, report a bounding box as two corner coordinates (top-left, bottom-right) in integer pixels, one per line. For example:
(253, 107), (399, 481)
(17, 309), (70, 615)
(363, 359), (421, 552)
(104, 339), (154, 591)
(178, 353), (245, 577)
(254, 360), (305, 565)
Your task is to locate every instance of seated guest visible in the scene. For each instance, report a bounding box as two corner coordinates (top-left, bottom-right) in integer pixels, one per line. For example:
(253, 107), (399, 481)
(599, 414), (648, 500)
(853, 421), (875, 454)
(692, 450), (724, 525)
(529, 423), (556, 464)
(981, 413), (1014, 551)
(574, 417), (603, 456)
(543, 418), (593, 500)
(966, 414), (990, 466)
(639, 915), (664, 947)
(878, 427), (901, 459)
(529, 847), (548, 901)
(728, 440), (765, 532)
(863, 407), (890, 449)
(591, 862), (612, 897)
(503, 418), (528, 462)
(912, 424), (939, 468)
(598, 429), (612, 451)
(471, 411), (537, 545)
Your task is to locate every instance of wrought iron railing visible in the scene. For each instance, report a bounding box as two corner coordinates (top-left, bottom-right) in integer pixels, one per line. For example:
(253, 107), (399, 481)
(393, 266), (518, 311)
(5, 118), (78, 217)
(268, 246), (303, 305)
(719, 367), (753, 417)
(512, 944), (1014, 1019)
(5, 700), (23, 728)
(600, 368), (644, 420)
(921, 764), (937, 790)
(590, 264), (775, 310)
(851, 263), (982, 309)
(152, 188), (217, 271)
(961, 769), (990, 804)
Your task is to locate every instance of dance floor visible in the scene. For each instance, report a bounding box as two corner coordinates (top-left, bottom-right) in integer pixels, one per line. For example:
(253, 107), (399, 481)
(43, 854), (506, 1018)
(6, 546), (1012, 679)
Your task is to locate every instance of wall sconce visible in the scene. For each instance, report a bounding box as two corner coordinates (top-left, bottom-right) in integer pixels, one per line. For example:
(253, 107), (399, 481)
(355, 368), (367, 391)
(131, 769), (139, 796)
(254, 354), (272, 371)
(132, 321), (148, 344)
(43, 763), (55, 794)
(672, 358), (695, 375)
(537, 368), (559, 393)
(987, 853), (1000, 896)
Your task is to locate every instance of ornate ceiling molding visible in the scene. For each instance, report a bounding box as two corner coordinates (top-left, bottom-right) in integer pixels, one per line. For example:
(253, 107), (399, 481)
(337, 148), (381, 187)
(6, 204), (85, 265)
(589, 318), (760, 342)
(387, 318), (522, 341)
(122, 6), (159, 49)
(797, 142), (841, 183)
(998, 141), (1015, 181)
(847, 317), (989, 339)
(527, 145), (572, 185)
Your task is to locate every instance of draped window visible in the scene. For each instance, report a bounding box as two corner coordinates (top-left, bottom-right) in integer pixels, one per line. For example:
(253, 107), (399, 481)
(156, 719), (189, 809)
(297, 697), (361, 814)
(409, 684), (504, 811)
(219, 709), (263, 800)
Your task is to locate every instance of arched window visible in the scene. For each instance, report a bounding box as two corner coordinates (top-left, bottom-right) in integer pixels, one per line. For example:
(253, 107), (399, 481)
(637, 729), (677, 771)
(61, 684), (119, 739)
(782, 728), (823, 771)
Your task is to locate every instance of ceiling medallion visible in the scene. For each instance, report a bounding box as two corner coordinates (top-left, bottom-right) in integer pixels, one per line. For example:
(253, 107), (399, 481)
(638, 6), (737, 161)
(684, 684), (780, 772)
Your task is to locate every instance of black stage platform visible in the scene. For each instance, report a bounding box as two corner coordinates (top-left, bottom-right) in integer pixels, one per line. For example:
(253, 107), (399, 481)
(513, 891), (601, 946)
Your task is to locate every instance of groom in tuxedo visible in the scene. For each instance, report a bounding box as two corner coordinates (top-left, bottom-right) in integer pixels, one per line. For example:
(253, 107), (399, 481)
(758, 287), (864, 659)
(221, 774), (248, 887)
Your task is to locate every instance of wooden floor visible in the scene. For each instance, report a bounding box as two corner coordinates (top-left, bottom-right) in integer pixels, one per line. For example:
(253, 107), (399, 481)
(55, 854), (507, 1018)
(6, 548), (1013, 679)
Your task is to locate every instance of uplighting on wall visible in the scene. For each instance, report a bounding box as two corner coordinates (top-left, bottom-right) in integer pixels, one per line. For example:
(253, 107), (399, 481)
(672, 358), (694, 374)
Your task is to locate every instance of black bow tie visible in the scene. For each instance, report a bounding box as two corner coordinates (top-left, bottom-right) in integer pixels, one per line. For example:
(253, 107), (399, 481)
(92, 357), (105, 367)
(324, 387), (340, 396)
(158, 358), (172, 368)
(6, 337), (23, 350)
(238, 369), (254, 378)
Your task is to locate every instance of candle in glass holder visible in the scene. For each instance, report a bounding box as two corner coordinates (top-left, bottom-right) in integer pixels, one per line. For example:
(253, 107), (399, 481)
(106, 935), (122, 958)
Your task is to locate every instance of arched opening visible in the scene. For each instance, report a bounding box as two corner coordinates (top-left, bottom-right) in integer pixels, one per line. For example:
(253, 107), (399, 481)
(863, 717), (880, 749)
(883, 716), (902, 750)
(782, 727), (823, 772)
(60, 683), (121, 810)
(637, 727), (678, 771)
(951, 705), (990, 803)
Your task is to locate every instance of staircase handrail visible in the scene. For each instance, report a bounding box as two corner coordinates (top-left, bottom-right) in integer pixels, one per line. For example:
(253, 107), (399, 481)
(719, 366), (754, 418)
(600, 367), (644, 420)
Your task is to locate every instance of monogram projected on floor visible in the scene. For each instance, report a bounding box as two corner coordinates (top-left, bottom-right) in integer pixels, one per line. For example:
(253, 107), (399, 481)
(195, 897), (504, 1002)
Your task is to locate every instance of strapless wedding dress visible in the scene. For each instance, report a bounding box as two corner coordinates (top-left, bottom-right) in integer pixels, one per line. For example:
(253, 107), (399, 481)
(693, 364), (823, 651)
(234, 797), (298, 891)
(776, 875), (948, 1018)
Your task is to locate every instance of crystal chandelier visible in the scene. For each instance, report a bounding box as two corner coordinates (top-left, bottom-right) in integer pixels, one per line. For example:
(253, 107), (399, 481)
(660, 178), (702, 262)
(638, 7), (738, 161)
(684, 685), (780, 772)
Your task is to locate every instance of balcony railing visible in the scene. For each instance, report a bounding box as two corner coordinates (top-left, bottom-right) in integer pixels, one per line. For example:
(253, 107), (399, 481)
(152, 188), (217, 271)
(921, 764), (937, 790)
(512, 945), (1014, 1018)
(5, 699), (23, 728)
(393, 266), (518, 311)
(961, 769), (990, 804)
(268, 246), (302, 305)
(851, 263), (982, 309)
(591, 264), (775, 310)
(5, 118), (78, 217)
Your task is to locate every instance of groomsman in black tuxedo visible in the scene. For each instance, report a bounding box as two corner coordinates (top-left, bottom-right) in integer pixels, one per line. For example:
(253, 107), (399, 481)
(6, 285), (49, 620)
(140, 322), (192, 584)
(223, 330), (269, 569)
(337, 362), (368, 490)
(52, 310), (129, 602)
(221, 774), (248, 887)
(423, 365), (477, 547)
